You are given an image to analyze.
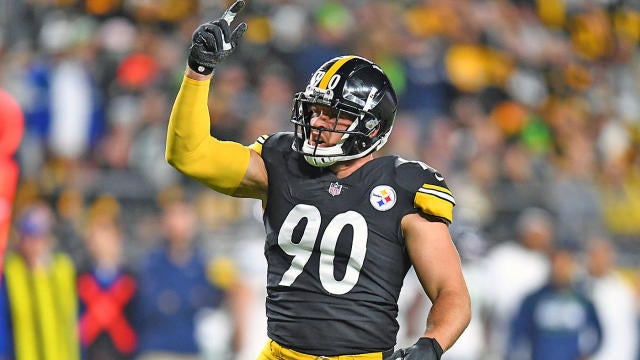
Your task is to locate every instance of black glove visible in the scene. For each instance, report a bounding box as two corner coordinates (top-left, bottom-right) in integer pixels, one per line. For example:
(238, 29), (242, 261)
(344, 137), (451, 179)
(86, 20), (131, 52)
(188, 0), (247, 75)
(386, 337), (443, 360)
(387, 348), (405, 360)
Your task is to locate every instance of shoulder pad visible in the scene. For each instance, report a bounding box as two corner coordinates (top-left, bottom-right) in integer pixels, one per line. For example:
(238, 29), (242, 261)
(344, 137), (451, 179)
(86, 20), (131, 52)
(395, 158), (455, 223)
(248, 134), (270, 156)
(252, 132), (297, 162)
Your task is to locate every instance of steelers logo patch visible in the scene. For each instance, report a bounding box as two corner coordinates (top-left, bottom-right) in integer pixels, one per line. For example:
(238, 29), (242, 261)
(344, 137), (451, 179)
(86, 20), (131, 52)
(370, 185), (397, 211)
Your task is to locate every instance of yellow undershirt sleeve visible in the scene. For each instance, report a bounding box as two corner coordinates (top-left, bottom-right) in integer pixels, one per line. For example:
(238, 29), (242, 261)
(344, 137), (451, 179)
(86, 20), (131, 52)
(166, 76), (251, 195)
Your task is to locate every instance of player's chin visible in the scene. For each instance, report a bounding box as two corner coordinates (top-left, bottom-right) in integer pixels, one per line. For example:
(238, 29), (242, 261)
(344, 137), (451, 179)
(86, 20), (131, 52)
(308, 138), (326, 147)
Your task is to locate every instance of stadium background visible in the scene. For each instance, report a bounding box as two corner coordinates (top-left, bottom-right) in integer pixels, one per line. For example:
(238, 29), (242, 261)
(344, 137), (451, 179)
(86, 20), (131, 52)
(1, 0), (640, 359)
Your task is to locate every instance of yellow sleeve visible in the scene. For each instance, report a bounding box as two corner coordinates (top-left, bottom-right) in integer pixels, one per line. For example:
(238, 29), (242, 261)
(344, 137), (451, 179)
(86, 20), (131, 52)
(166, 76), (251, 195)
(414, 184), (454, 224)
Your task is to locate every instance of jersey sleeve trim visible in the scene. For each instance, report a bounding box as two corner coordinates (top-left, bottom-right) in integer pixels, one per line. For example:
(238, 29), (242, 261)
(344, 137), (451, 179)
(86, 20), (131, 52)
(414, 184), (455, 223)
(248, 134), (269, 156)
(418, 184), (456, 204)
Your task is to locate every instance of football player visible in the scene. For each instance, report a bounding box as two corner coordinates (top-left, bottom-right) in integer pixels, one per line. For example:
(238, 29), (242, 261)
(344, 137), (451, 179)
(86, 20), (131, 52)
(166, 1), (471, 359)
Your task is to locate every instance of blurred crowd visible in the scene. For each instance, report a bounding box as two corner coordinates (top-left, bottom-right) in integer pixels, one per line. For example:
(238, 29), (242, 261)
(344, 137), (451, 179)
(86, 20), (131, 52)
(1, 0), (640, 359)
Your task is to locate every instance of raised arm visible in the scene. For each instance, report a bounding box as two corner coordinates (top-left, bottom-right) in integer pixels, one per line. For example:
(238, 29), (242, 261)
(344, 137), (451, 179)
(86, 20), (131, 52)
(165, 1), (267, 200)
(400, 214), (471, 358)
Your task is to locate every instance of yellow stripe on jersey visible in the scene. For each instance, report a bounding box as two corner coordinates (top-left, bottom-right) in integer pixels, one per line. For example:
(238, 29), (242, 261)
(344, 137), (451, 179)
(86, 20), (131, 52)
(414, 184), (455, 223)
(318, 55), (356, 89)
(248, 135), (269, 156)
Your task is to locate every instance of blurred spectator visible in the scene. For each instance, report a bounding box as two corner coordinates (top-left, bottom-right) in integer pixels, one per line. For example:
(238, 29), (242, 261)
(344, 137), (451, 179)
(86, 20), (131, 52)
(548, 131), (604, 248)
(0, 201), (80, 360)
(135, 194), (244, 360)
(483, 207), (554, 358)
(78, 217), (138, 360)
(490, 142), (550, 241)
(227, 234), (268, 360)
(448, 152), (498, 229)
(22, 12), (104, 166)
(581, 236), (638, 360)
(598, 148), (640, 239)
(128, 87), (180, 190)
(507, 246), (602, 360)
(189, 191), (265, 359)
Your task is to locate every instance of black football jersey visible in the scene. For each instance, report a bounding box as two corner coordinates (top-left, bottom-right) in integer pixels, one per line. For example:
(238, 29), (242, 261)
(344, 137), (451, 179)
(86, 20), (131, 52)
(254, 132), (455, 356)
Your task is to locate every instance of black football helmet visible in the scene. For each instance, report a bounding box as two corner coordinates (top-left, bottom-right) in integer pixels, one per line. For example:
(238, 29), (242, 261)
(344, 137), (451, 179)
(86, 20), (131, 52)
(291, 55), (398, 167)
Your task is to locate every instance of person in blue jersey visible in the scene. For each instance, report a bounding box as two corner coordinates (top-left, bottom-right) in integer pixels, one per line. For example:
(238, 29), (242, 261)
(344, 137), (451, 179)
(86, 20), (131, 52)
(135, 195), (244, 360)
(507, 246), (603, 360)
(165, 2), (471, 359)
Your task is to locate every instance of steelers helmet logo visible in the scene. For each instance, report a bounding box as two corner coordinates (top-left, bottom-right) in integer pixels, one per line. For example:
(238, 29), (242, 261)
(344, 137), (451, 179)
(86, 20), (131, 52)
(370, 185), (396, 211)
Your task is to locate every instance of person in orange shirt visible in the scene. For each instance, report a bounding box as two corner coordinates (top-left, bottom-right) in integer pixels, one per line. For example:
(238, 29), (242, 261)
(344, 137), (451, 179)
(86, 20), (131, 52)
(0, 89), (24, 281)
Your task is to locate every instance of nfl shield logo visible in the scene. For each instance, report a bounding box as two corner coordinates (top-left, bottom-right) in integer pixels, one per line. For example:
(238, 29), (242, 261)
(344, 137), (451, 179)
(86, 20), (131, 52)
(328, 182), (343, 196)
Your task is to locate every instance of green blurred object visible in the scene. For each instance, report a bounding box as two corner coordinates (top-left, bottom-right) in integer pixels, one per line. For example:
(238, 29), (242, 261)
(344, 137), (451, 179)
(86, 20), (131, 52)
(521, 115), (552, 155)
(378, 57), (407, 96)
(315, 2), (352, 33)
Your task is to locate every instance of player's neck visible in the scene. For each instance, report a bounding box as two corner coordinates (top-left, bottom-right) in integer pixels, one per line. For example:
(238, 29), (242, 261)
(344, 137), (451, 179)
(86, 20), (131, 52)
(330, 154), (374, 178)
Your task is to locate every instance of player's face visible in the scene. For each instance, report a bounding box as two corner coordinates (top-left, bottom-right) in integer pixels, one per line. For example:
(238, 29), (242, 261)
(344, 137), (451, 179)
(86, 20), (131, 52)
(308, 105), (355, 147)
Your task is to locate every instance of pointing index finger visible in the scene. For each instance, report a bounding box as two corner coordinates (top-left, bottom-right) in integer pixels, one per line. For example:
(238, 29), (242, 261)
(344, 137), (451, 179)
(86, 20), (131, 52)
(222, 0), (246, 25)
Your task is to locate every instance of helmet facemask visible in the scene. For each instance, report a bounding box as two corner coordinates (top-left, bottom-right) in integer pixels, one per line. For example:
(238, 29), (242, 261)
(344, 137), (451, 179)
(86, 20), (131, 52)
(290, 55), (397, 167)
(291, 91), (385, 167)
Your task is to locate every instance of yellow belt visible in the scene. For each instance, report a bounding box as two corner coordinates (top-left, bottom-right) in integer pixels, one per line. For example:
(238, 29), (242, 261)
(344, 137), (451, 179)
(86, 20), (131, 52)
(260, 338), (392, 360)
